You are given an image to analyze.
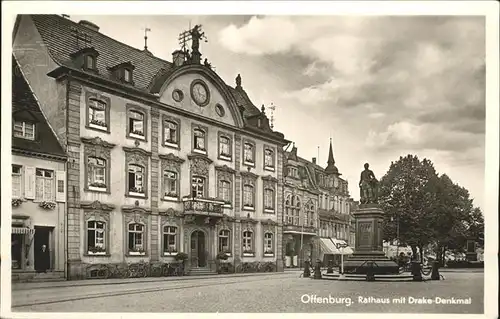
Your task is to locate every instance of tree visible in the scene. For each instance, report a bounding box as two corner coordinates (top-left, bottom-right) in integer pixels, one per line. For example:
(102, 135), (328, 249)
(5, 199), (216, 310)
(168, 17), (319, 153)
(379, 155), (440, 259)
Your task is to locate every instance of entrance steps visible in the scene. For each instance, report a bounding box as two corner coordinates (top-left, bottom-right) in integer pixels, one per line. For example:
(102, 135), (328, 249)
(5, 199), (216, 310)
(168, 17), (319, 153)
(12, 271), (66, 283)
(188, 267), (217, 276)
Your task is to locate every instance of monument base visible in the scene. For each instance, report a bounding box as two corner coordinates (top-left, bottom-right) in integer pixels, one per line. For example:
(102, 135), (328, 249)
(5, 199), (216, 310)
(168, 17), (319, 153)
(344, 252), (399, 275)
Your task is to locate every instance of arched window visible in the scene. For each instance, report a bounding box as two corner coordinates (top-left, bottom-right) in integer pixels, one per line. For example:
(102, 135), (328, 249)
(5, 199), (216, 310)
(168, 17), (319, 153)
(218, 229), (231, 254)
(285, 195), (292, 224)
(85, 55), (96, 70)
(219, 136), (231, 158)
(242, 231), (253, 254)
(264, 233), (274, 255)
(219, 180), (231, 202)
(128, 110), (145, 138)
(307, 201), (315, 227)
(294, 197), (301, 226)
(243, 142), (255, 164)
(163, 225), (177, 255)
(88, 98), (107, 130)
(128, 223), (145, 254)
(164, 120), (178, 145)
(243, 184), (254, 208)
(87, 220), (106, 254)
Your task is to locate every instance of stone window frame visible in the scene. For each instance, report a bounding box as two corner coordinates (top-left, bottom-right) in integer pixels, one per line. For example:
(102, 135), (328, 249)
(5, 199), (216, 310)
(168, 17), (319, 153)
(263, 227), (275, 257)
(262, 175), (277, 214)
(123, 208), (150, 257)
(241, 171), (258, 211)
(263, 144), (276, 172)
(218, 228), (232, 256)
(126, 104), (148, 142)
(159, 153), (185, 202)
(192, 123), (208, 155)
(242, 138), (256, 167)
(188, 154), (212, 199)
(82, 137), (116, 194)
(161, 213), (181, 256)
(82, 201), (114, 257)
(162, 115), (181, 150)
(216, 165), (235, 208)
(123, 147), (151, 199)
(217, 131), (233, 162)
(305, 199), (316, 228)
(241, 223), (256, 257)
(85, 92), (111, 134)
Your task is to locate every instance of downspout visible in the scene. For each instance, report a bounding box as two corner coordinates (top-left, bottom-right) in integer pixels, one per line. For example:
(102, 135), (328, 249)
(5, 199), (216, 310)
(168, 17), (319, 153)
(65, 71), (72, 280)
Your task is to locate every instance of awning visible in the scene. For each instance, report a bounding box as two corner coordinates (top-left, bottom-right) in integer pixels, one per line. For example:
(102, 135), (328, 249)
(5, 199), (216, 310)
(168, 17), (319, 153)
(283, 230), (318, 236)
(12, 227), (35, 235)
(319, 238), (354, 255)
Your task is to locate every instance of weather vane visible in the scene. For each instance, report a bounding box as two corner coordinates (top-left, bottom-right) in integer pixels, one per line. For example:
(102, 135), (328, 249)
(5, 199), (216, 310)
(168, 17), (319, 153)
(144, 27), (151, 51)
(269, 102), (276, 129)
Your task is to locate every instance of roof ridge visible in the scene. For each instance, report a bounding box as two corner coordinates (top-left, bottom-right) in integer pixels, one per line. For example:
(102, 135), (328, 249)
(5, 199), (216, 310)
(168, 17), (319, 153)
(37, 14), (173, 66)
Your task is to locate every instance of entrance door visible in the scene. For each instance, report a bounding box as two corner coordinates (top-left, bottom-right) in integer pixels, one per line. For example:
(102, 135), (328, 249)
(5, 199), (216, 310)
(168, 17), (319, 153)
(190, 230), (206, 267)
(34, 226), (52, 272)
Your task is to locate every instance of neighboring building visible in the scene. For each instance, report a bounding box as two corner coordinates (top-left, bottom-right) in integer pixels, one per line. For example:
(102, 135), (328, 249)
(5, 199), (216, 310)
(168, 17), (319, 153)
(11, 57), (67, 282)
(13, 15), (288, 279)
(348, 199), (359, 248)
(283, 144), (320, 268)
(283, 140), (353, 268)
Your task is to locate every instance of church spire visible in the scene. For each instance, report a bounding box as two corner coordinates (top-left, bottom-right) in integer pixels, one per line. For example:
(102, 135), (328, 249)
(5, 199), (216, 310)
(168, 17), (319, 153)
(325, 138), (340, 175)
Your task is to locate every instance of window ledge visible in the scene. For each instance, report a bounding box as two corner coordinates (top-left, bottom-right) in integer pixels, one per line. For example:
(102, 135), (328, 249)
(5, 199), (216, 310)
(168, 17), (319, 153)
(85, 253), (110, 257)
(222, 204), (233, 209)
(243, 161), (255, 167)
(264, 209), (275, 214)
(89, 186), (107, 192)
(264, 166), (275, 172)
(242, 253), (255, 257)
(163, 196), (179, 202)
(219, 155), (232, 161)
(127, 252), (146, 256)
(89, 123), (108, 131)
(163, 252), (178, 256)
(164, 142), (179, 149)
(193, 149), (207, 155)
(129, 133), (146, 140)
(243, 206), (255, 211)
(264, 253), (275, 257)
(128, 192), (146, 198)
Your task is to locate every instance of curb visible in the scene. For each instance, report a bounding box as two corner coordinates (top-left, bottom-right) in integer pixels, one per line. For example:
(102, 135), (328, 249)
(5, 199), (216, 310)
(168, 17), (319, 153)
(13, 271), (291, 290)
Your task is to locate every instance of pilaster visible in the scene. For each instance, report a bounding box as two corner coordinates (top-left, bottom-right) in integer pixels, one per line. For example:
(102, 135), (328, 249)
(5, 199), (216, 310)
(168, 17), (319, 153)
(150, 108), (160, 261)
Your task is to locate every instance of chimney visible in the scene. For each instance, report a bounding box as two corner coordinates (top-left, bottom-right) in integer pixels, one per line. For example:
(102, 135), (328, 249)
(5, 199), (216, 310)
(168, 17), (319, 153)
(172, 50), (186, 67)
(312, 157), (316, 164)
(78, 20), (100, 32)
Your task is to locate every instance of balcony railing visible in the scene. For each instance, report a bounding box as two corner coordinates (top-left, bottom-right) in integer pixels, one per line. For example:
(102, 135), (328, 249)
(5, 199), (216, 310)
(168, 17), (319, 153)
(183, 197), (224, 216)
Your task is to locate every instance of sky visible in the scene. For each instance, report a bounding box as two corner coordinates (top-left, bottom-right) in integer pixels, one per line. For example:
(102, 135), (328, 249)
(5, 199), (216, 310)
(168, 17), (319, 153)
(71, 15), (486, 210)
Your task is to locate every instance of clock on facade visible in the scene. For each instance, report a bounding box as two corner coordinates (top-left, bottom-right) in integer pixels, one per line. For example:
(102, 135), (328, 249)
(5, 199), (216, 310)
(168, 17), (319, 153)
(191, 80), (210, 106)
(172, 89), (184, 102)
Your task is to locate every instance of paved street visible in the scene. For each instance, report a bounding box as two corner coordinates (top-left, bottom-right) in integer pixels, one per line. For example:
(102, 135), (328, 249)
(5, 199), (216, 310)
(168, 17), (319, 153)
(11, 272), (483, 313)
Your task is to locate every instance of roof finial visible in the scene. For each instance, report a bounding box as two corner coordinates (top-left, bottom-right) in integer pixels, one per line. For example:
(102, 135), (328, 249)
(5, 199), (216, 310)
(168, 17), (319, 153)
(144, 27), (151, 51)
(261, 104), (265, 114)
(328, 138), (335, 165)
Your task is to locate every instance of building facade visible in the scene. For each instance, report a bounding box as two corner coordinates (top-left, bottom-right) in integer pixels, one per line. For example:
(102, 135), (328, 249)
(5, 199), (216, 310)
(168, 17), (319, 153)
(283, 140), (353, 268)
(13, 15), (288, 279)
(11, 57), (67, 282)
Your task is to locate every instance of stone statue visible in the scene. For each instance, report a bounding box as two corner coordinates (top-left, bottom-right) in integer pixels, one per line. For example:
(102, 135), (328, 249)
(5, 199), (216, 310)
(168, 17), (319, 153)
(190, 25), (204, 52)
(204, 58), (211, 68)
(236, 74), (242, 87)
(359, 163), (378, 204)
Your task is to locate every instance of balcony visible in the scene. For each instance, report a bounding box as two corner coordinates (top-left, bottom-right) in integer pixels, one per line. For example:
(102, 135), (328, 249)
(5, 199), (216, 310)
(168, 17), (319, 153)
(182, 197), (225, 217)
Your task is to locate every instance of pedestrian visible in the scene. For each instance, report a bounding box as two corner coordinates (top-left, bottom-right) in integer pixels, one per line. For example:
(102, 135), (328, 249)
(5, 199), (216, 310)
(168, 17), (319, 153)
(36, 244), (50, 273)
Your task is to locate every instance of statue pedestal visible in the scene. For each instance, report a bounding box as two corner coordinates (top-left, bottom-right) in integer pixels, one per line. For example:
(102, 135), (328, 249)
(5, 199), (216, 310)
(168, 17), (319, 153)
(344, 204), (399, 275)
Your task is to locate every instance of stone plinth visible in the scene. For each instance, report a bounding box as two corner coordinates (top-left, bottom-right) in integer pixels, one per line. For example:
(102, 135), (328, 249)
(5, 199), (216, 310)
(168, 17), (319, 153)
(343, 204), (399, 275)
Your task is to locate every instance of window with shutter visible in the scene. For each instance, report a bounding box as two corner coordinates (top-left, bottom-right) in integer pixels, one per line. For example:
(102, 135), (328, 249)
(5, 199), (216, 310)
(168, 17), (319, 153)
(12, 165), (23, 198)
(56, 171), (66, 202)
(24, 166), (36, 199)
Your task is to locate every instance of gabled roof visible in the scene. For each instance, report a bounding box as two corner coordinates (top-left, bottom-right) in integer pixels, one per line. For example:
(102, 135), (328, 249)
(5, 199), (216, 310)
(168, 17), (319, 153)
(12, 57), (66, 160)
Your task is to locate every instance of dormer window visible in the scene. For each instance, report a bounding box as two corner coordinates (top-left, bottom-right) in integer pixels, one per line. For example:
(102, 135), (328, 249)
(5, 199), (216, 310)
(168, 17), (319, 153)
(85, 55), (96, 70)
(13, 121), (35, 140)
(124, 69), (132, 83)
(109, 62), (135, 84)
